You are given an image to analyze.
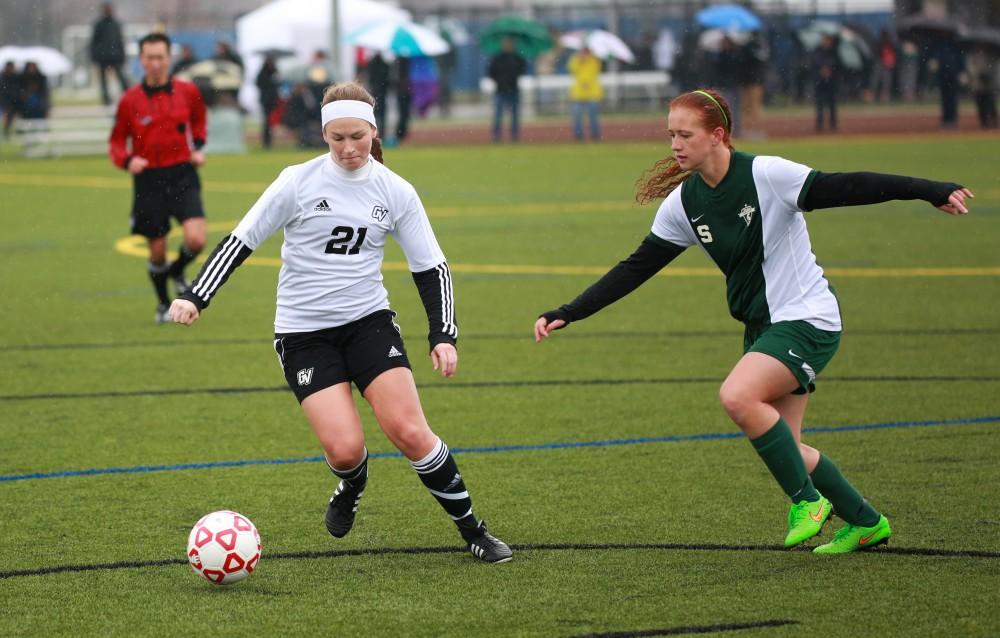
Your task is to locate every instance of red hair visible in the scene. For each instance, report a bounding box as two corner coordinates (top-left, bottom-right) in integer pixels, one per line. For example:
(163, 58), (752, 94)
(634, 88), (735, 204)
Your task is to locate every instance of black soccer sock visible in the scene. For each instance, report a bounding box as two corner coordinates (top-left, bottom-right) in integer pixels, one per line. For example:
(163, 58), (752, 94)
(147, 260), (170, 305)
(168, 244), (200, 279)
(411, 438), (479, 533)
(327, 449), (368, 488)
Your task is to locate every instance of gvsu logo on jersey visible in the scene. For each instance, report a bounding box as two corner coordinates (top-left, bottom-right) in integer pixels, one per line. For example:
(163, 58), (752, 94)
(739, 204), (755, 226)
(296, 367), (314, 386)
(371, 205), (389, 222)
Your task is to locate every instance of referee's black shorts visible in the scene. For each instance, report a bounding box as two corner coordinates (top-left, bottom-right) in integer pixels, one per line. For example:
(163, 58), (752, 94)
(130, 162), (205, 239)
(273, 310), (412, 402)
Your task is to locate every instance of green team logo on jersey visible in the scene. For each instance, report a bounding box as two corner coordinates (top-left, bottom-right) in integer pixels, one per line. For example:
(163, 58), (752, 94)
(739, 203), (755, 226)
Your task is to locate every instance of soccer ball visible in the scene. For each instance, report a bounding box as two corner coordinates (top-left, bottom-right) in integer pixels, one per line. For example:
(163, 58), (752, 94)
(186, 510), (261, 585)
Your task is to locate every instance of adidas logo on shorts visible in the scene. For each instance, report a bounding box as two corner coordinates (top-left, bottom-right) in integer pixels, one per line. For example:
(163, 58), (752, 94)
(388, 346), (403, 358)
(314, 199), (331, 212)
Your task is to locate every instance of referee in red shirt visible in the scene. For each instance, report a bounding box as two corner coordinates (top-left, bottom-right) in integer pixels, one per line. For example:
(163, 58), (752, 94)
(109, 32), (208, 323)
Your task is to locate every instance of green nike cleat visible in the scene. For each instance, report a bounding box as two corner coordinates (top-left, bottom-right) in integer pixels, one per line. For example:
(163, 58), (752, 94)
(785, 496), (832, 547)
(813, 515), (892, 554)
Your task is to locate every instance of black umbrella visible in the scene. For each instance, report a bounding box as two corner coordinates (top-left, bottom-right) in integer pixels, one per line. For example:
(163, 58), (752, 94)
(961, 27), (1000, 52)
(897, 13), (966, 40)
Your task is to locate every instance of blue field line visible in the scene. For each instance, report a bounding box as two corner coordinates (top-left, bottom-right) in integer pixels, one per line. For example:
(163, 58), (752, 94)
(2, 415), (998, 484)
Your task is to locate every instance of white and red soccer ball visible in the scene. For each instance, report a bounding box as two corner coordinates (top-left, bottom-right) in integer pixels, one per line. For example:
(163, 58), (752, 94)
(187, 511), (261, 585)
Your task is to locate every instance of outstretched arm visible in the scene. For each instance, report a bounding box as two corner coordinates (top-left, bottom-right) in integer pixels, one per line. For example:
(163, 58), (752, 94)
(535, 236), (685, 342)
(802, 172), (973, 215)
(170, 234), (253, 325)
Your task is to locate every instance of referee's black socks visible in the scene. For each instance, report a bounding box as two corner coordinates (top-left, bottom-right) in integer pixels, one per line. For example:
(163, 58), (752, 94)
(411, 438), (480, 533)
(167, 244), (200, 280)
(147, 260), (170, 306)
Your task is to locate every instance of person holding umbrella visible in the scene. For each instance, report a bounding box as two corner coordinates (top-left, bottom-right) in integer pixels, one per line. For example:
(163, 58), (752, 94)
(567, 46), (602, 141)
(488, 38), (527, 143)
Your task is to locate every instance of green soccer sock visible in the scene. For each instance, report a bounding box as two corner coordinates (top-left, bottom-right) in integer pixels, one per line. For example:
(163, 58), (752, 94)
(750, 418), (820, 503)
(810, 454), (881, 527)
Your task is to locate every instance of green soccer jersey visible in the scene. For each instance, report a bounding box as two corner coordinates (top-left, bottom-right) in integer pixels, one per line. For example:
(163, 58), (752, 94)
(648, 151), (841, 332)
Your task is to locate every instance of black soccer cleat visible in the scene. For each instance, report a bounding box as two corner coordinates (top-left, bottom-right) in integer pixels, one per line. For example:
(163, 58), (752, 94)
(325, 477), (366, 538)
(461, 521), (513, 564)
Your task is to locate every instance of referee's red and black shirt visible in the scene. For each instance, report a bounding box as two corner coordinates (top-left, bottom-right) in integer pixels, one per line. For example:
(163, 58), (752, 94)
(109, 77), (207, 170)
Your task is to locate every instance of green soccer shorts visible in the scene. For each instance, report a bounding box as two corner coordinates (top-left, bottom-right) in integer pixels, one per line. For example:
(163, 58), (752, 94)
(743, 320), (841, 394)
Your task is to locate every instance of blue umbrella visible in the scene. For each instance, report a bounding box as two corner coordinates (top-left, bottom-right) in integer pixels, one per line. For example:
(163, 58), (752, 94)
(696, 4), (763, 32)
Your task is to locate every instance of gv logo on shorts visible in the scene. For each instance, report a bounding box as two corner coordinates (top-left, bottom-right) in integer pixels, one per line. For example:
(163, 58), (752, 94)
(297, 367), (314, 386)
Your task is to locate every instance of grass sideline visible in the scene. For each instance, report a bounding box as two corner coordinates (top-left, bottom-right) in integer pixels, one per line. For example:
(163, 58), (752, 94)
(0, 137), (998, 637)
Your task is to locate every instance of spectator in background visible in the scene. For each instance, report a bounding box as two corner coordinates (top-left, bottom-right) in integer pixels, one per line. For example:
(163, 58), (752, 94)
(631, 32), (656, 71)
(256, 55), (280, 148)
(1, 61), (19, 137)
(171, 44), (198, 76)
(89, 2), (129, 106)
(213, 41), (244, 71)
(966, 44), (999, 129)
(898, 39), (920, 103)
(366, 52), (391, 133)
(567, 46), (602, 141)
(394, 56), (412, 143)
(812, 34), (840, 132)
(19, 62), (50, 120)
(934, 39), (964, 129)
(739, 33), (768, 138)
(436, 41), (457, 117)
(282, 81), (323, 148)
(410, 56), (439, 118)
(487, 38), (527, 142)
(868, 29), (896, 102)
(713, 35), (743, 135)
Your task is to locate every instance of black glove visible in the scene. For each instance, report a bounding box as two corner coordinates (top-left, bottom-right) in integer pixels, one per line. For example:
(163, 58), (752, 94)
(539, 307), (572, 328)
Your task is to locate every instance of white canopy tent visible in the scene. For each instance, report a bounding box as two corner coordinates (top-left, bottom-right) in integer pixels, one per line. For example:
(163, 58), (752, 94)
(236, 0), (410, 112)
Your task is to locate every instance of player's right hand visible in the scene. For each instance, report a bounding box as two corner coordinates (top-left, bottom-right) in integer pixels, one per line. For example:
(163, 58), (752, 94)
(169, 299), (200, 326)
(534, 316), (566, 343)
(127, 156), (149, 174)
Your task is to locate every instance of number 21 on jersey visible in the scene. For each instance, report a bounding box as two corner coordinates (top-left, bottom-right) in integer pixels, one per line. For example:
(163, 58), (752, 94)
(325, 225), (368, 254)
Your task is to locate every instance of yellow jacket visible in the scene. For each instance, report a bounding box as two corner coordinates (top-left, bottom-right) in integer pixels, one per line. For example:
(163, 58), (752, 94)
(568, 52), (603, 101)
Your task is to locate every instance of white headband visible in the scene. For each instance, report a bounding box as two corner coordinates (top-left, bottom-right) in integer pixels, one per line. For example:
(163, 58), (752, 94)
(321, 100), (377, 129)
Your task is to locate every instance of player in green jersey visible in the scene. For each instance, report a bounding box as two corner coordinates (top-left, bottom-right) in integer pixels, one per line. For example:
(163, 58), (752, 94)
(535, 88), (972, 554)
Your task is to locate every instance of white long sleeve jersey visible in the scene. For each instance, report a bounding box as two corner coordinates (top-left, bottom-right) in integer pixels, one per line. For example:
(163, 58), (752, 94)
(192, 154), (450, 334)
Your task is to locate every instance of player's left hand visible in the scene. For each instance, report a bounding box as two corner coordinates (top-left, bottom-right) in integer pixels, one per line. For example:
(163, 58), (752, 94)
(431, 343), (458, 378)
(937, 187), (973, 215)
(190, 150), (205, 167)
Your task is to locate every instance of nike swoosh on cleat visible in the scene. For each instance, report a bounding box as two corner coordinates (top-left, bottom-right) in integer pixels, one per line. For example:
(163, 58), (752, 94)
(809, 503), (827, 522)
(858, 531), (880, 545)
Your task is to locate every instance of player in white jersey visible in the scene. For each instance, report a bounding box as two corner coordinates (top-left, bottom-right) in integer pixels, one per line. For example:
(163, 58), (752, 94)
(169, 82), (511, 563)
(535, 89), (973, 554)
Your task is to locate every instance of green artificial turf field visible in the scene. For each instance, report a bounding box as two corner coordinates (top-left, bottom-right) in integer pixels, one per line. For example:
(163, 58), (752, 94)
(1, 135), (998, 637)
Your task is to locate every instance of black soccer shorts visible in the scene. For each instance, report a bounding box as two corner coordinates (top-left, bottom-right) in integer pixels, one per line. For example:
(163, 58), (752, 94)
(130, 162), (205, 239)
(273, 310), (412, 402)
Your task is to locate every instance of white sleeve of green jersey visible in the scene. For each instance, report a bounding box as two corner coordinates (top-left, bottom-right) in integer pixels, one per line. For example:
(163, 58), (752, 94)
(232, 167), (300, 249)
(650, 188), (696, 247)
(390, 183), (446, 272)
(756, 156), (817, 213)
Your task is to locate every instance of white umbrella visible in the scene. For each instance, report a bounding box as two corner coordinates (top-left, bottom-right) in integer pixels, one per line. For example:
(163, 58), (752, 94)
(560, 30), (635, 63)
(697, 29), (751, 52)
(0, 45), (72, 75)
(422, 16), (470, 46)
(347, 21), (450, 57)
